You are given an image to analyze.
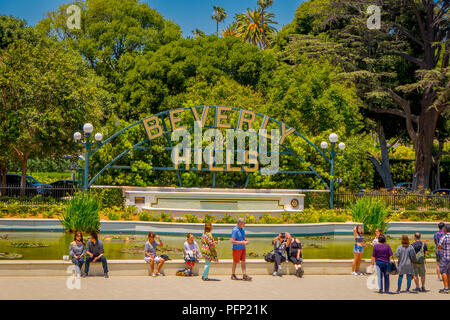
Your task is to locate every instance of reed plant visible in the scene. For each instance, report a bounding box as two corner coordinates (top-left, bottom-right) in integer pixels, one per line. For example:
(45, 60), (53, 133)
(60, 192), (100, 233)
(351, 198), (389, 234)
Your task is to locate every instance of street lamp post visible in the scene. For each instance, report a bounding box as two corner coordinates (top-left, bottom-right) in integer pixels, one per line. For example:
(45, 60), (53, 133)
(321, 133), (346, 209)
(73, 124), (103, 192)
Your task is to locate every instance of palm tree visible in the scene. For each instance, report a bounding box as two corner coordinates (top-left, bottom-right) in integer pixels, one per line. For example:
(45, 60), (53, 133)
(211, 5), (227, 35)
(222, 22), (239, 37)
(235, 8), (277, 48)
(257, 0), (274, 49)
(191, 29), (205, 39)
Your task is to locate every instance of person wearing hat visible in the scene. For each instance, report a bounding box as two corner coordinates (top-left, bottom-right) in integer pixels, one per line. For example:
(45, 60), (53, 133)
(272, 233), (287, 276)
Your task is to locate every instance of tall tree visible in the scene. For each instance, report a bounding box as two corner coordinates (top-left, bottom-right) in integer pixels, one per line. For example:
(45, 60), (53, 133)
(235, 8), (277, 48)
(212, 6), (227, 35)
(257, 0), (274, 49)
(0, 33), (107, 194)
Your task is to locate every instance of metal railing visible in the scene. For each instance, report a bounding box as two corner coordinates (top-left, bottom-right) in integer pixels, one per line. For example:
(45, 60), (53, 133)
(334, 192), (450, 210)
(0, 185), (79, 204)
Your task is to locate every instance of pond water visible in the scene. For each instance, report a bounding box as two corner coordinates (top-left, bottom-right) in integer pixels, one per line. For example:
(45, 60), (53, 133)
(0, 232), (437, 260)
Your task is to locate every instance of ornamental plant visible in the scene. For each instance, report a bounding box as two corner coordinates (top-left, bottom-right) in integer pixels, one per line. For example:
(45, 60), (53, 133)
(60, 192), (100, 233)
(351, 198), (389, 234)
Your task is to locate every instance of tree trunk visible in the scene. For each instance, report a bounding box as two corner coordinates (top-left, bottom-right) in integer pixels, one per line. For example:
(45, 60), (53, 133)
(0, 162), (6, 197)
(431, 138), (443, 190)
(412, 100), (438, 191)
(367, 122), (394, 190)
(20, 154), (28, 197)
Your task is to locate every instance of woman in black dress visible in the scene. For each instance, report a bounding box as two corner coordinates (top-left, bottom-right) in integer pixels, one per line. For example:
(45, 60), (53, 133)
(286, 232), (304, 277)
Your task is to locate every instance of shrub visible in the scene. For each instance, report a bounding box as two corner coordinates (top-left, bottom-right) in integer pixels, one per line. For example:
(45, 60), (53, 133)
(184, 214), (200, 223)
(220, 213), (237, 224)
(60, 192), (100, 233)
(351, 198), (389, 234)
(159, 212), (173, 222)
(139, 212), (150, 221)
(107, 209), (120, 221)
(90, 188), (125, 209)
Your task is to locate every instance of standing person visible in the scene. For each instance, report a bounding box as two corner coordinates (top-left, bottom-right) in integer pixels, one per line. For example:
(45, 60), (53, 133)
(231, 218), (252, 281)
(84, 232), (109, 278)
(411, 232), (428, 292)
(69, 231), (86, 278)
(144, 232), (166, 277)
(201, 223), (218, 281)
(437, 224), (450, 294)
(370, 234), (393, 294)
(352, 225), (365, 275)
(271, 233), (287, 277)
(286, 232), (304, 277)
(434, 222), (446, 281)
(394, 235), (416, 293)
(371, 228), (383, 246)
(183, 233), (202, 276)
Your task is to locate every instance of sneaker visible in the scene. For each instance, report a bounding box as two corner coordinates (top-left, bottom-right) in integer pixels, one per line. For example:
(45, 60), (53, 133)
(439, 289), (449, 294)
(243, 274), (252, 281)
(155, 272), (163, 276)
(296, 268), (304, 278)
(231, 274), (239, 280)
(82, 273), (88, 278)
(272, 272), (278, 276)
(421, 287), (428, 292)
(104, 273), (109, 278)
(152, 273), (157, 277)
(413, 287), (420, 292)
(351, 272), (358, 276)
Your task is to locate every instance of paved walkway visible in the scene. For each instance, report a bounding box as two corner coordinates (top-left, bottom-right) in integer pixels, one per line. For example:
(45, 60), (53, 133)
(0, 275), (448, 300)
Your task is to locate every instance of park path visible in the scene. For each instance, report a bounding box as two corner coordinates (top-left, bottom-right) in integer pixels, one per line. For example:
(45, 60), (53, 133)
(0, 275), (448, 300)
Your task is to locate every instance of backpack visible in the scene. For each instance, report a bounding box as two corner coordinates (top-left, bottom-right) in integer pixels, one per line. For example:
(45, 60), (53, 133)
(415, 242), (425, 264)
(176, 268), (191, 276)
(264, 251), (275, 262)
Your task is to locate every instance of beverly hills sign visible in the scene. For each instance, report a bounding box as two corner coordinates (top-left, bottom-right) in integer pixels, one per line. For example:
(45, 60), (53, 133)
(142, 106), (297, 175)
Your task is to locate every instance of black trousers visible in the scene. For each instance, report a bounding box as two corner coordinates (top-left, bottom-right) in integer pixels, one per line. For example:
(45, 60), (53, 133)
(273, 252), (286, 271)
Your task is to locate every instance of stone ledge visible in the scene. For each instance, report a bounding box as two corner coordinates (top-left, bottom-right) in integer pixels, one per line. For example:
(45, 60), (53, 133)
(0, 259), (438, 277)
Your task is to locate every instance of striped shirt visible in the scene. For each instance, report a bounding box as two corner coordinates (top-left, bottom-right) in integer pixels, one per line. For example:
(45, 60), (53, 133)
(438, 234), (450, 259)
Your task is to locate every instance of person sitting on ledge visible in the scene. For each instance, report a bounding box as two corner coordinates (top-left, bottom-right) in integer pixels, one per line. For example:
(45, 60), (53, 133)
(286, 232), (304, 277)
(69, 231), (86, 279)
(272, 233), (287, 277)
(84, 232), (109, 278)
(184, 233), (202, 276)
(144, 232), (166, 277)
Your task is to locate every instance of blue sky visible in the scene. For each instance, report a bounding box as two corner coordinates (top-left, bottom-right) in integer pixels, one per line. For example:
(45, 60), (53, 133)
(0, 0), (304, 36)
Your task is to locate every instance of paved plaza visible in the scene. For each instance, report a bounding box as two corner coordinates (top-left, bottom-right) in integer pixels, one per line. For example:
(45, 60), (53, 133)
(1, 275), (448, 300)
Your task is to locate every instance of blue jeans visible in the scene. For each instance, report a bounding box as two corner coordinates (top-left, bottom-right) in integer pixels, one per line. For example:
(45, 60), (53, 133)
(85, 255), (108, 274)
(72, 257), (84, 275)
(376, 260), (390, 292)
(202, 260), (211, 279)
(397, 274), (412, 292)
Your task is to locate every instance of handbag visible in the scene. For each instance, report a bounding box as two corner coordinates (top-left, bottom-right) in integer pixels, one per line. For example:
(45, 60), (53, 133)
(388, 258), (398, 275)
(264, 251), (275, 262)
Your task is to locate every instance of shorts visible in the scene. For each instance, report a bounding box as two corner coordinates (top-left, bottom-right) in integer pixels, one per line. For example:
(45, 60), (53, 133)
(413, 262), (426, 277)
(185, 257), (196, 268)
(439, 257), (450, 274)
(436, 252), (442, 263)
(232, 249), (246, 263)
(353, 244), (363, 253)
(289, 256), (303, 265)
(144, 256), (163, 263)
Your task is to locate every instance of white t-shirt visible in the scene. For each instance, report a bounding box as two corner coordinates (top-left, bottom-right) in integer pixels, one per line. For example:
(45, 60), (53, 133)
(184, 241), (202, 259)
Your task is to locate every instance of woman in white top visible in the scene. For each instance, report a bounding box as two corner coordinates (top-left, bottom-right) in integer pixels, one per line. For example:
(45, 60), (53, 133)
(371, 228), (383, 246)
(183, 233), (202, 276)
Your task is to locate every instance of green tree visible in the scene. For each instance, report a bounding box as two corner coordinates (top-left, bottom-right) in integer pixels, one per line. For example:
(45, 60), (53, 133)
(235, 8), (277, 49)
(257, 0), (274, 48)
(211, 5), (227, 35)
(37, 0), (181, 99)
(0, 33), (107, 194)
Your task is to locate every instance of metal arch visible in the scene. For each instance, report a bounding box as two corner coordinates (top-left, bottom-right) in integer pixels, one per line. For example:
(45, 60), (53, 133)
(84, 106), (333, 189)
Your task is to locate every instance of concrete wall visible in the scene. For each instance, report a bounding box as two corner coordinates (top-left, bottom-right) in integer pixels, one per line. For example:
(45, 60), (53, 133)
(0, 259), (439, 277)
(1, 219), (448, 236)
